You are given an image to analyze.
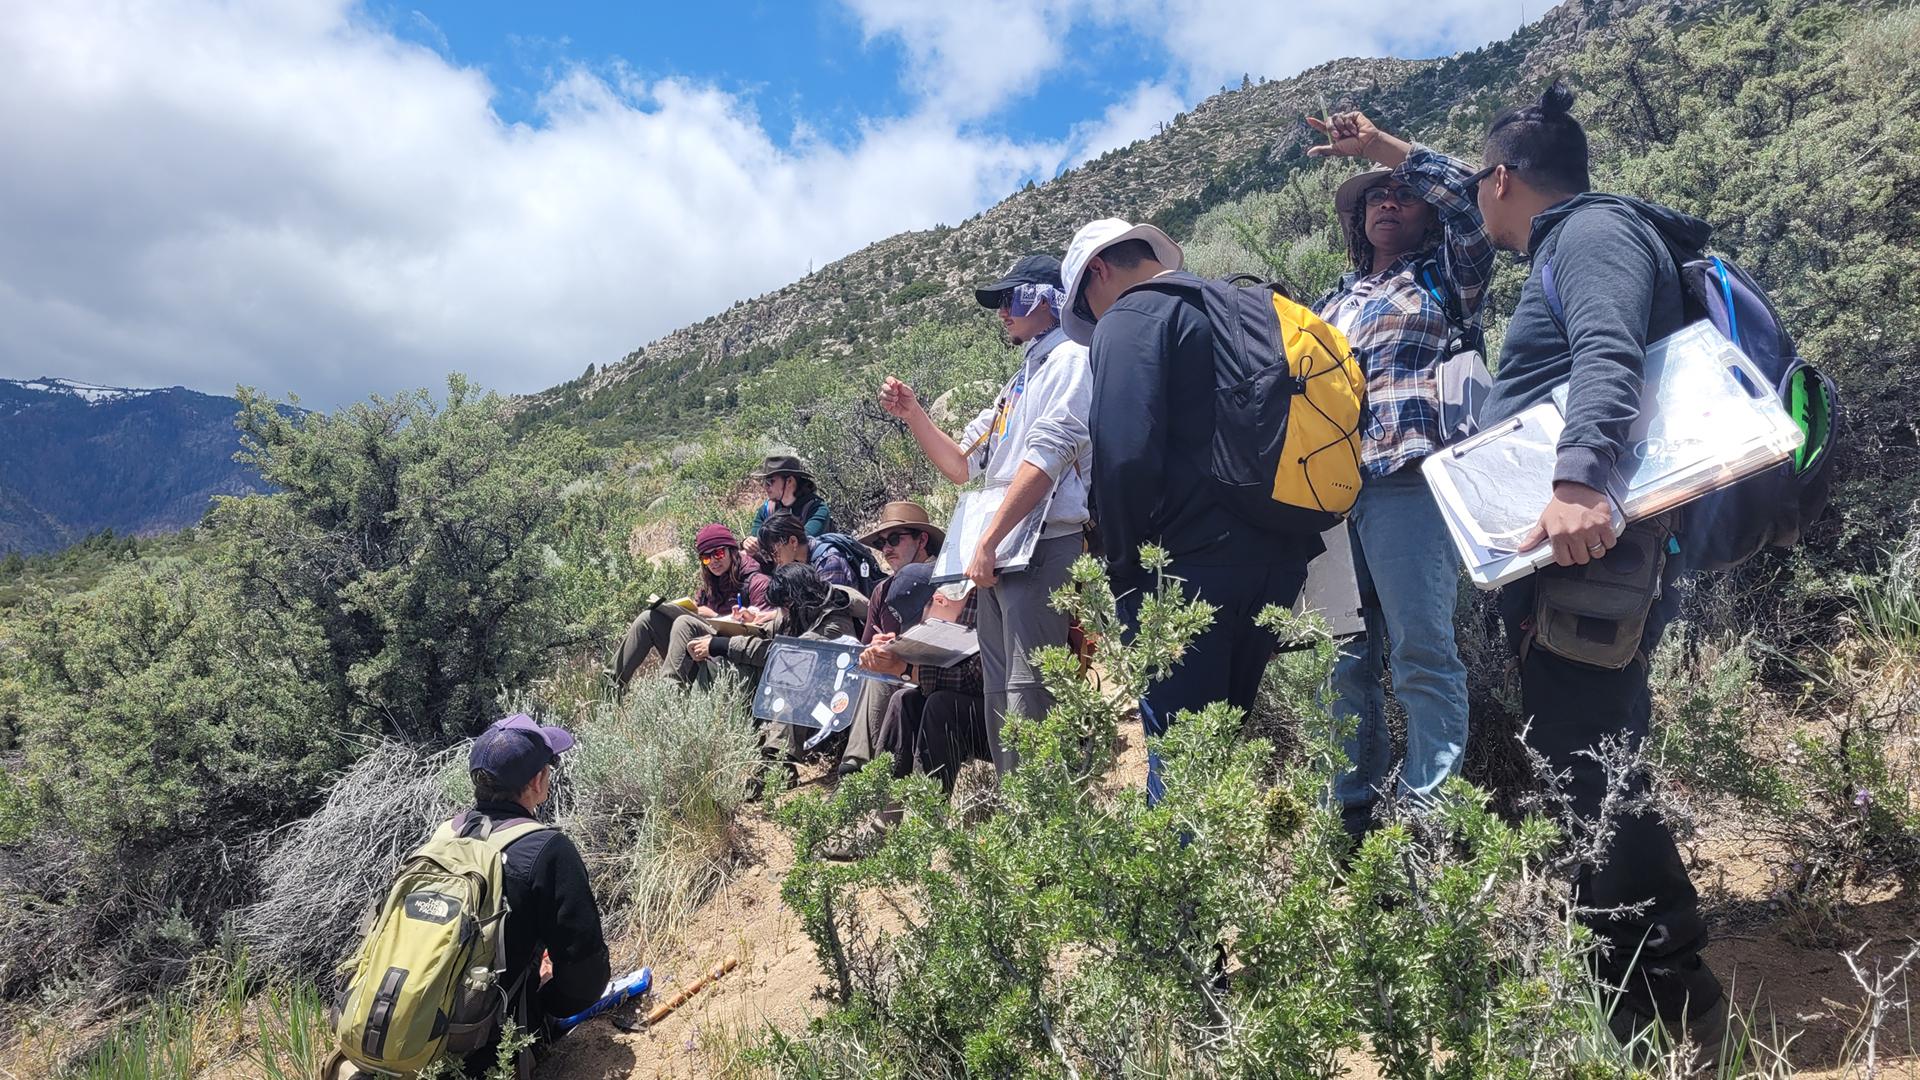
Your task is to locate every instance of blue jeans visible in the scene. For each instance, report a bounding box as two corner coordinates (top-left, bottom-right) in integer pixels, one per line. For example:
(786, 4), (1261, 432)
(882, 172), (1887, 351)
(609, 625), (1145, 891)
(1330, 467), (1469, 815)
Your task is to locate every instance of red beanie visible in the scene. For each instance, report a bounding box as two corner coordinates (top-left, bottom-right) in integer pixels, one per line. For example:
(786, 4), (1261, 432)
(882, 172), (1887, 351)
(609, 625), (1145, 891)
(695, 523), (740, 557)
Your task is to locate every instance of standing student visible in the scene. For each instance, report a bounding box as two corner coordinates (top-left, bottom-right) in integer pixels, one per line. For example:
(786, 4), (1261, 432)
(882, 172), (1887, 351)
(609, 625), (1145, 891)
(1061, 220), (1318, 802)
(1474, 83), (1725, 1046)
(1306, 111), (1492, 834)
(878, 253), (1092, 776)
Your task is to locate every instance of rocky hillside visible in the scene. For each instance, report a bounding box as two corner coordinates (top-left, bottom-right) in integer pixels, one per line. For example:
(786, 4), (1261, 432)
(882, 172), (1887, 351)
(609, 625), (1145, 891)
(510, 0), (1707, 444)
(0, 377), (271, 553)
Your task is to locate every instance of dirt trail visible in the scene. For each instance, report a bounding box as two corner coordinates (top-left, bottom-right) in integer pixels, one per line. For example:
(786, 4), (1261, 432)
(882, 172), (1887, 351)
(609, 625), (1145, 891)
(540, 724), (1917, 1079)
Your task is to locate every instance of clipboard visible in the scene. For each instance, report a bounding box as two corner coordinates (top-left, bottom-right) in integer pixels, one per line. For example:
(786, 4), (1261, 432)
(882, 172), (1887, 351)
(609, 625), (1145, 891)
(930, 485), (1055, 585)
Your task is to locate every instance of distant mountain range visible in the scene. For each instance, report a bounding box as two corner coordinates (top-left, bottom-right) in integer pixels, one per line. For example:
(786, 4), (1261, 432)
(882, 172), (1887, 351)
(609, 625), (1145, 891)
(0, 377), (270, 554)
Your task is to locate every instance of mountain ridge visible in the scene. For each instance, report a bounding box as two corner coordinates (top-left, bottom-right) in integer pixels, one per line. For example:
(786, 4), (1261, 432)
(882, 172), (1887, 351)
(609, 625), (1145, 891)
(510, 0), (1696, 442)
(0, 378), (272, 554)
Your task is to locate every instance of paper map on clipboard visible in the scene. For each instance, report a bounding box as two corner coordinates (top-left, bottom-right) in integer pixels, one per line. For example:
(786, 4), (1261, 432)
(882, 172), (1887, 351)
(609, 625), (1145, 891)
(931, 485), (1054, 584)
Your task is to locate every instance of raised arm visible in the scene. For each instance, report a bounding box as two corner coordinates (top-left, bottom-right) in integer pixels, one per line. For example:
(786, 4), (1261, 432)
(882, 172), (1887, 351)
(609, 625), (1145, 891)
(879, 376), (971, 484)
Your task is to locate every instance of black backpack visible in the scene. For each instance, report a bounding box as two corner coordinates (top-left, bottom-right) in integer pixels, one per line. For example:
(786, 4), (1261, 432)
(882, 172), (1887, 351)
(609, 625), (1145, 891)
(1127, 274), (1367, 534)
(1541, 224), (1840, 572)
(815, 532), (886, 591)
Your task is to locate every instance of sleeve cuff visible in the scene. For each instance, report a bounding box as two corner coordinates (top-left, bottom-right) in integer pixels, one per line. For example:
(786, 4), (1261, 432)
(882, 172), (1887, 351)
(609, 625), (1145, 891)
(1553, 444), (1615, 492)
(1021, 445), (1069, 481)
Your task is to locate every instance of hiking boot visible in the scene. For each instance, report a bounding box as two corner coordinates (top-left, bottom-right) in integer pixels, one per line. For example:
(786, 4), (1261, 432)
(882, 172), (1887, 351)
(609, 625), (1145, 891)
(834, 756), (866, 778)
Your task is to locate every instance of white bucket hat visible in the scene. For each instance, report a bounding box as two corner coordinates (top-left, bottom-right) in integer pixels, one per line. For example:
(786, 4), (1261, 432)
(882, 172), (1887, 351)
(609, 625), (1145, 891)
(1059, 218), (1184, 345)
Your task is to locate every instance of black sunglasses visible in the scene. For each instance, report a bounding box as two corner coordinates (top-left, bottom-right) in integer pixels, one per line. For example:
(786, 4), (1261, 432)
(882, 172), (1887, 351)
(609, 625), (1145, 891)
(877, 530), (920, 548)
(1071, 286), (1096, 326)
(1465, 162), (1523, 193)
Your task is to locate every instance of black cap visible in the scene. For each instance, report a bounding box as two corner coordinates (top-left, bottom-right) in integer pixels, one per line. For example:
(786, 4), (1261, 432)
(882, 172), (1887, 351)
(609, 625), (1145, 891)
(882, 561), (938, 630)
(974, 253), (1063, 309)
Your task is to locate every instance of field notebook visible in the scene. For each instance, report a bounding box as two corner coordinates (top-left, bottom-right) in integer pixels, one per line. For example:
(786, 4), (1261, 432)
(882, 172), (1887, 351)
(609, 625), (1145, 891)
(1424, 321), (1803, 589)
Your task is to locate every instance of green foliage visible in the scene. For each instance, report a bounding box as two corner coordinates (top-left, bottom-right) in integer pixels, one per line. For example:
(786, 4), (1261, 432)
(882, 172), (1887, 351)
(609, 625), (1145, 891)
(217, 375), (588, 742)
(1578, 1), (1920, 574)
(556, 671), (765, 939)
(1182, 164), (1353, 299)
(245, 979), (332, 1080)
(735, 319), (1009, 526)
(12, 561), (345, 851)
(768, 551), (1621, 1077)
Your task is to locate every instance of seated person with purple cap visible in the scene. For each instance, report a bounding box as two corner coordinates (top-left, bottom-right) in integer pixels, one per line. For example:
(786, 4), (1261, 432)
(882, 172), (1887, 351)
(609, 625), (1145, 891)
(458, 715), (610, 1070)
(611, 523), (770, 690)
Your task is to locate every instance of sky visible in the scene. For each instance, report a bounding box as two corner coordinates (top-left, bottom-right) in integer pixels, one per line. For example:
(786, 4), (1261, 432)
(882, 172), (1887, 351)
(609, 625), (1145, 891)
(0, 0), (1529, 410)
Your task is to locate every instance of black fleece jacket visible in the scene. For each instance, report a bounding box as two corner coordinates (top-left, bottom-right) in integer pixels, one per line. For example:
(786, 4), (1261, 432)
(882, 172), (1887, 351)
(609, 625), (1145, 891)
(1088, 272), (1321, 584)
(459, 803), (610, 1024)
(1482, 193), (1711, 492)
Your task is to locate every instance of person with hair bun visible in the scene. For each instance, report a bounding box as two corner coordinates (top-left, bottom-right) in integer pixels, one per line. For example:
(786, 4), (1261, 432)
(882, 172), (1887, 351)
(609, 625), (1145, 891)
(1305, 109), (1491, 839)
(1474, 82), (1727, 1050)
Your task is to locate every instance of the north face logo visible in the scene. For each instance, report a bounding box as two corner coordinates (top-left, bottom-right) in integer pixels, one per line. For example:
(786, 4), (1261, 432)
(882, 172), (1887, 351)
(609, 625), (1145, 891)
(403, 891), (460, 925)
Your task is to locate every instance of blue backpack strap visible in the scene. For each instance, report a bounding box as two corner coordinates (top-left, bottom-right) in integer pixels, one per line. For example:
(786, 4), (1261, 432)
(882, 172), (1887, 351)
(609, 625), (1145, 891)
(1539, 254), (1567, 331)
(1710, 256), (1741, 349)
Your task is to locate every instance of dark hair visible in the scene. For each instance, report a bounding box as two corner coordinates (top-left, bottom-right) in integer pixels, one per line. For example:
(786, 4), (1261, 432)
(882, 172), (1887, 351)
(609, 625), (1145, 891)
(757, 511), (808, 553)
(767, 561), (831, 629)
(471, 768), (522, 806)
(1484, 81), (1589, 196)
(1096, 238), (1157, 269)
(699, 548), (746, 602)
(780, 474), (819, 507)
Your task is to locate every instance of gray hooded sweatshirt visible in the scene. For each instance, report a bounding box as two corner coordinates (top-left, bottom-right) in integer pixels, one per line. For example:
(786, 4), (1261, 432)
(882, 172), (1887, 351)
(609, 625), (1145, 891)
(1483, 193), (1712, 492)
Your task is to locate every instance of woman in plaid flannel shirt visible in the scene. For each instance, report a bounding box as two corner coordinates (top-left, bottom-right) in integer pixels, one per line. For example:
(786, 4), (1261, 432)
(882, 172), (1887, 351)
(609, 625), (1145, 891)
(1306, 111), (1494, 838)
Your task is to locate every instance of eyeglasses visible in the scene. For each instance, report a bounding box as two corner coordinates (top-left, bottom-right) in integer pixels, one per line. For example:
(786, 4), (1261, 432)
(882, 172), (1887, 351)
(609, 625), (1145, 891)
(1362, 184), (1423, 208)
(876, 530), (919, 548)
(1465, 162), (1523, 193)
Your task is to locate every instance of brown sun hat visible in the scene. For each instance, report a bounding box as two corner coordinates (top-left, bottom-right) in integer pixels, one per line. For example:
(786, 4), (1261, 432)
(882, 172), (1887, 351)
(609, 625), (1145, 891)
(856, 500), (945, 550)
(751, 453), (815, 483)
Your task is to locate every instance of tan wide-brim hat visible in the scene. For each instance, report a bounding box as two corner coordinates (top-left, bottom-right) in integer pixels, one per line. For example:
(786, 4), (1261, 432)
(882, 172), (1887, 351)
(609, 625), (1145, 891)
(856, 500), (945, 550)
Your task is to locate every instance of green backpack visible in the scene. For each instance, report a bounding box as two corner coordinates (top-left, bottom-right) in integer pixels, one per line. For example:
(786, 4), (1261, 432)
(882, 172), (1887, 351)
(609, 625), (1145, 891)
(334, 814), (550, 1076)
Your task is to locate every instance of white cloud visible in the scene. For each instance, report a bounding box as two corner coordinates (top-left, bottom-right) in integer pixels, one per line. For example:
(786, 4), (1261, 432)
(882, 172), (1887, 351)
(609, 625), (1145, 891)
(839, 0), (1079, 121)
(849, 0), (1522, 116)
(1067, 81), (1184, 165)
(0, 0), (1059, 407)
(1128, 0), (1523, 101)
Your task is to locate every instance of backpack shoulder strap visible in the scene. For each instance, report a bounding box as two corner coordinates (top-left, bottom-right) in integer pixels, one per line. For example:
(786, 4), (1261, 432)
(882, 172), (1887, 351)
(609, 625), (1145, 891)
(1539, 254), (1567, 332)
(485, 820), (552, 854)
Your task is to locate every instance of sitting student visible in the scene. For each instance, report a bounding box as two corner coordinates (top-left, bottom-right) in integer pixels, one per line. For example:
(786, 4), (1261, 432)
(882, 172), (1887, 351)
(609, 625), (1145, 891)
(836, 501), (944, 775)
(610, 523), (769, 689)
(696, 561), (863, 758)
(329, 716), (610, 1080)
(745, 454), (834, 557)
(865, 579), (985, 797)
(754, 510), (859, 589)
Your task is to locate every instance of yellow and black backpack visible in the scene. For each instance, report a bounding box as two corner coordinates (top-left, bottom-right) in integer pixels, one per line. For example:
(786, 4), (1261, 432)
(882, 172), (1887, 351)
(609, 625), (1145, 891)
(332, 813), (549, 1076)
(1130, 274), (1367, 533)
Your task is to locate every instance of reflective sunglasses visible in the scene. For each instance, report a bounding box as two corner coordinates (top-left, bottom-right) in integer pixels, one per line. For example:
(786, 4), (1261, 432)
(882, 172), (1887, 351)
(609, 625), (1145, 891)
(698, 549), (733, 566)
(997, 283), (1055, 318)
